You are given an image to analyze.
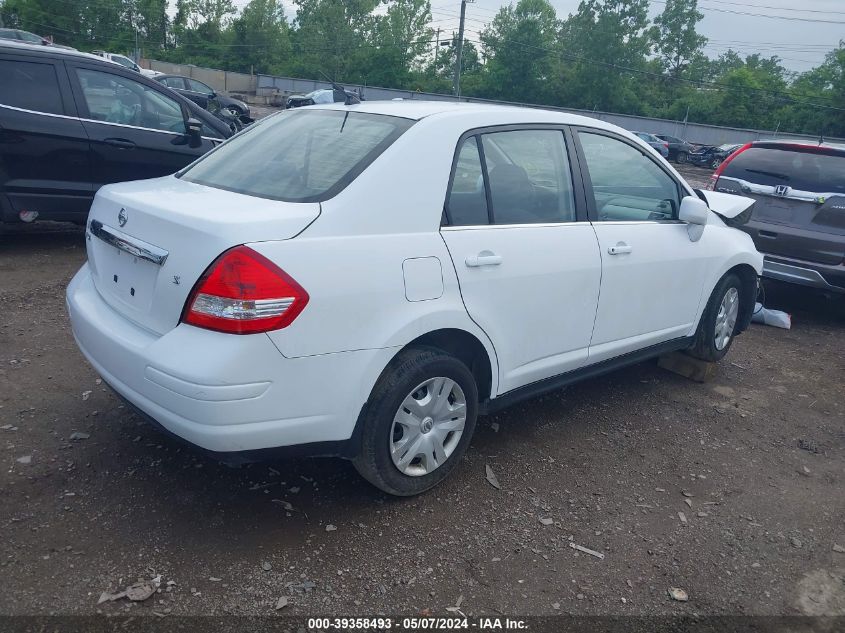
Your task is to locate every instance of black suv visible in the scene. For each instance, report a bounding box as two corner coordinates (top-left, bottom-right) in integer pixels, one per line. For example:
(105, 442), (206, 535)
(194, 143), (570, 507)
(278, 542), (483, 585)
(0, 40), (232, 226)
(710, 141), (845, 293)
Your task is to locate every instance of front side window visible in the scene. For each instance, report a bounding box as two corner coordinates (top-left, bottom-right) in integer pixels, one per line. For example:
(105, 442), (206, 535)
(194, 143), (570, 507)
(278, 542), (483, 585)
(76, 68), (185, 133)
(187, 79), (213, 94)
(0, 59), (63, 115)
(111, 55), (138, 71)
(18, 31), (44, 44)
(579, 132), (681, 222)
(481, 130), (575, 224)
(180, 109), (414, 202)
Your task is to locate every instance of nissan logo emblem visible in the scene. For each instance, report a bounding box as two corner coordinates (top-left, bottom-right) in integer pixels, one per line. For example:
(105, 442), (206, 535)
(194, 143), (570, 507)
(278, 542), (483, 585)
(118, 208), (128, 227)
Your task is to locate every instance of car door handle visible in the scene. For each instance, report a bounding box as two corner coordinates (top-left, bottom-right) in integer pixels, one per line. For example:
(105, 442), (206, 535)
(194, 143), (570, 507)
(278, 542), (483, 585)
(465, 252), (503, 267)
(104, 138), (136, 149)
(608, 242), (632, 255)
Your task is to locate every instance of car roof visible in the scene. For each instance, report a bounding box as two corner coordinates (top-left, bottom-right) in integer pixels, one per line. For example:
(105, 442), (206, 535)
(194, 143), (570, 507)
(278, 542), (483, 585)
(308, 100), (629, 132)
(753, 139), (845, 154)
(0, 38), (105, 63)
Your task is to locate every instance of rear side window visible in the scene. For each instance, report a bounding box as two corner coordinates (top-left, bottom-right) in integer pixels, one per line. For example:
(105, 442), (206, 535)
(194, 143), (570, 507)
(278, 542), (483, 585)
(482, 130), (575, 224)
(446, 137), (489, 226)
(0, 59), (64, 115)
(180, 109), (414, 203)
(446, 129), (576, 226)
(723, 147), (845, 195)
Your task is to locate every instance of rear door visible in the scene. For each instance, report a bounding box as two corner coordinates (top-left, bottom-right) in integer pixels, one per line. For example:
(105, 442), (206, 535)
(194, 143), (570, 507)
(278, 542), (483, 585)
(441, 127), (602, 394)
(66, 62), (218, 188)
(717, 145), (845, 265)
(0, 53), (92, 221)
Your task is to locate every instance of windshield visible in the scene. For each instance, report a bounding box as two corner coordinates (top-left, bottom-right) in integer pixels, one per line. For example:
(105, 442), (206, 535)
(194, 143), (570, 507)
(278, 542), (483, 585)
(180, 109), (414, 202)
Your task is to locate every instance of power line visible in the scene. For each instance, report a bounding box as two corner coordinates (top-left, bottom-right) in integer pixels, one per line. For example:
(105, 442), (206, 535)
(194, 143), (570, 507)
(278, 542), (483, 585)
(653, 0), (845, 24)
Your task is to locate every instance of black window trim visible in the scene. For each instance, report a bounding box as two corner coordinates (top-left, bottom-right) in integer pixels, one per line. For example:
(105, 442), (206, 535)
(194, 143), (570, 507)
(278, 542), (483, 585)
(571, 126), (691, 224)
(442, 123), (589, 228)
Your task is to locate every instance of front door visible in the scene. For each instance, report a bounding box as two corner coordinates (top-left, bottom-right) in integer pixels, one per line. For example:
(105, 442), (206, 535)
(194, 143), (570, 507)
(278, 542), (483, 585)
(441, 128), (602, 394)
(575, 129), (712, 362)
(67, 64), (217, 189)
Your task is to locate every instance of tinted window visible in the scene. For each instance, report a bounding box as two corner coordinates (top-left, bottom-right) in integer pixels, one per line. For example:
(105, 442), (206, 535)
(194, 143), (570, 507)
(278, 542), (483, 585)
(722, 147), (845, 195)
(446, 136), (489, 226)
(76, 68), (185, 133)
(580, 132), (680, 221)
(481, 129), (575, 224)
(18, 31), (44, 44)
(111, 55), (137, 70)
(0, 59), (64, 115)
(160, 77), (185, 89)
(180, 109), (414, 202)
(187, 78), (213, 94)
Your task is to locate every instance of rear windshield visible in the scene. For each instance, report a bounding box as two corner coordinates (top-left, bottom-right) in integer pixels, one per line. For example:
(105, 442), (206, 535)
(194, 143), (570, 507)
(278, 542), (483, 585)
(180, 109), (414, 202)
(723, 146), (845, 194)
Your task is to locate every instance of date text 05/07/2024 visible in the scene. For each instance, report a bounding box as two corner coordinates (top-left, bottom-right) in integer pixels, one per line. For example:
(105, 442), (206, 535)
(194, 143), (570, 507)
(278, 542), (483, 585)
(306, 617), (528, 630)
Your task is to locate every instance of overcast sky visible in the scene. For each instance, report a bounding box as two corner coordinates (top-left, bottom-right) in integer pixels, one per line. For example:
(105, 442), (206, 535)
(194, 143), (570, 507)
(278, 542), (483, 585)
(229, 0), (844, 73)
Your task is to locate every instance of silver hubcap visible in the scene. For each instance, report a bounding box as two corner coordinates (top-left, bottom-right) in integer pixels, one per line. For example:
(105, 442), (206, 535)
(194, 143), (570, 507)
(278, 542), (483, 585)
(389, 377), (467, 477)
(714, 287), (739, 351)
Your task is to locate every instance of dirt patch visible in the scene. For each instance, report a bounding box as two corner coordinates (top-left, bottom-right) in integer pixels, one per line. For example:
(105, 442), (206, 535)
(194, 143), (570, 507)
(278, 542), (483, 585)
(1, 222), (844, 617)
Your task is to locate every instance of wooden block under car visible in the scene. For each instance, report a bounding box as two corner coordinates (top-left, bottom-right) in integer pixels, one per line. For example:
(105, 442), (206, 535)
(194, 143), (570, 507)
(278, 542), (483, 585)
(657, 352), (718, 383)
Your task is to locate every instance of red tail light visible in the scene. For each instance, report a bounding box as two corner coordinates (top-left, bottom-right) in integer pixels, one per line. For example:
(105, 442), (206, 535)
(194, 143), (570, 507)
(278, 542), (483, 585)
(182, 246), (308, 335)
(708, 142), (752, 190)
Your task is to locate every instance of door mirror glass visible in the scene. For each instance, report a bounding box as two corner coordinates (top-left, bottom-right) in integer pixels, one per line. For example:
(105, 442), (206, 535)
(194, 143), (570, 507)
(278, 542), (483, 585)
(679, 196), (710, 241)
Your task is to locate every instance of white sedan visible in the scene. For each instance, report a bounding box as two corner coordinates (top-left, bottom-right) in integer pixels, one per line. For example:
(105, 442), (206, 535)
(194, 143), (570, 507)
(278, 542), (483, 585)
(66, 102), (762, 495)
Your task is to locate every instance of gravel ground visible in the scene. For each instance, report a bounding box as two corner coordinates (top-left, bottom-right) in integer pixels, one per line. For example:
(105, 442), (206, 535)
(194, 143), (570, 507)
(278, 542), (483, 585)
(1, 163), (844, 621)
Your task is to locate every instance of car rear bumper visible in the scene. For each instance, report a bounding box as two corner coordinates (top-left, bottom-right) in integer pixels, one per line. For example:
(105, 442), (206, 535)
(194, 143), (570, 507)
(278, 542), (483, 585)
(761, 255), (845, 293)
(66, 264), (392, 453)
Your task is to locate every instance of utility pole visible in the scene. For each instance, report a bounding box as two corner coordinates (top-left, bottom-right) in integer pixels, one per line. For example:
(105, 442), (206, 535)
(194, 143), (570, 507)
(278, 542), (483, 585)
(453, 0), (471, 98)
(434, 27), (440, 69)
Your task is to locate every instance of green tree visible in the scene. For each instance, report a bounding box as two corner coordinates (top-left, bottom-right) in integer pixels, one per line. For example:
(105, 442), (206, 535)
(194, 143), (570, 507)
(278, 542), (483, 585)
(478, 0), (559, 102)
(650, 0), (706, 78)
(226, 0), (291, 74)
(559, 0), (651, 112)
(292, 0), (378, 82)
(362, 0), (432, 88)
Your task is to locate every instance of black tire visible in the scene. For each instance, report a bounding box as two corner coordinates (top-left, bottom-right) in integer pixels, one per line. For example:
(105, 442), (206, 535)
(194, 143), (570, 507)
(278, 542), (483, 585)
(677, 151), (688, 164)
(689, 273), (743, 362)
(353, 347), (478, 496)
(711, 157), (723, 170)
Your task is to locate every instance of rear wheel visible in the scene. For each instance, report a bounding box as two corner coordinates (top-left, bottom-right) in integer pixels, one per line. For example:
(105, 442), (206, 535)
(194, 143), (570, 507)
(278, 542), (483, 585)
(353, 348), (478, 496)
(689, 273), (742, 362)
(677, 151), (688, 164)
(711, 157), (723, 170)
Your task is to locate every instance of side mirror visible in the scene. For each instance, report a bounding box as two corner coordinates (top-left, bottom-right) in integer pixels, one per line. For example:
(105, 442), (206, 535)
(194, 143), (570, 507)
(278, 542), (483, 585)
(185, 117), (203, 139)
(679, 196), (710, 242)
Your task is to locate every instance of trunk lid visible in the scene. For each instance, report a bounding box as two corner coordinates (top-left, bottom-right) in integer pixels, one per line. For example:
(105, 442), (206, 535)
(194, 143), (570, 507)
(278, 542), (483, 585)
(85, 175), (320, 335)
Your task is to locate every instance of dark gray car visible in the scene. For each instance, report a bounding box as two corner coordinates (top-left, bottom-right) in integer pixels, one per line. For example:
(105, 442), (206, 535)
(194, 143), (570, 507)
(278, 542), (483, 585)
(710, 141), (845, 293)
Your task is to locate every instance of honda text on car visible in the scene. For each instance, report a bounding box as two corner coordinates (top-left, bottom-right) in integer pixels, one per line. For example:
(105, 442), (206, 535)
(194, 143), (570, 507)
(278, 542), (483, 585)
(67, 102), (762, 495)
